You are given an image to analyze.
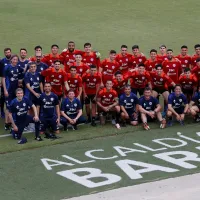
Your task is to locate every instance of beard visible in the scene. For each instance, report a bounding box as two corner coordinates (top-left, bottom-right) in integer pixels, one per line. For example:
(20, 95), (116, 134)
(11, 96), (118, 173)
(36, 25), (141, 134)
(6, 55), (11, 59)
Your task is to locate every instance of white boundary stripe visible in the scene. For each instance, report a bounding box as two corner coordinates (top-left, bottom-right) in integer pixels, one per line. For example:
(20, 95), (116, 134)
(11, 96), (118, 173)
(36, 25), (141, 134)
(64, 173), (200, 200)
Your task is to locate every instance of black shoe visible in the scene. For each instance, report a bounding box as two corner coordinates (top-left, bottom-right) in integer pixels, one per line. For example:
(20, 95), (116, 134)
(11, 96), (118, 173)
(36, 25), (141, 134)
(35, 136), (43, 141)
(85, 118), (91, 124)
(91, 121), (96, 127)
(121, 122), (127, 127)
(4, 123), (10, 131)
(72, 125), (78, 130)
(63, 125), (67, 131)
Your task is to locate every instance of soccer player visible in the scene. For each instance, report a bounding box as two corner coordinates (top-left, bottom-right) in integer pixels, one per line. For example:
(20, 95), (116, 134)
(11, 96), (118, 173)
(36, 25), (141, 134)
(100, 50), (120, 84)
(2, 55), (24, 130)
(150, 64), (175, 103)
(0, 48), (12, 118)
(24, 62), (43, 105)
(120, 84), (139, 126)
(176, 45), (191, 71)
(130, 45), (147, 69)
(157, 44), (167, 62)
(82, 43), (101, 69)
(167, 84), (188, 126)
(35, 52), (49, 73)
(162, 49), (182, 91)
(144, 49), (162, 72)
(96, 80), (121, 129)
(71, 53), (90, 77)
(191, 44), (200, 68)
(191, 58), (200, 85)
(61, 41), (83, 73)
(179, 68), (197, 101)
(42, 44), (63, 67)
(188, 86), (200, 122)
(82, 65), (101, 126)
(29, 45), (43, 62)
(115, 45), (132, 74)
(66, 66), (83, 99)
(41, 60), (69, 101)
(8, 88), (41, 144)
(139, 87), (166, 130)
(113, 71), (129, 97)
(129, 63), (152, 96)
(60, 90), (86, 130)
(37, 82), (60, 138)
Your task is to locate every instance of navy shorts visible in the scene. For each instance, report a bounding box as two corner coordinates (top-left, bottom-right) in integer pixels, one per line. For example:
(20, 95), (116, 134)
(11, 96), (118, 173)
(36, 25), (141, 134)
(174, 107), (184, 114)
(127, 111), (138, 121)
(39, 116), (58, 132)
(60, 115), (86, 126)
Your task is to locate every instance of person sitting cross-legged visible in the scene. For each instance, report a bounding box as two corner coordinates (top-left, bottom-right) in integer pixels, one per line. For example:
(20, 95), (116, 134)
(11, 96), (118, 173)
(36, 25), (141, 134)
(60, 90), (86, 131)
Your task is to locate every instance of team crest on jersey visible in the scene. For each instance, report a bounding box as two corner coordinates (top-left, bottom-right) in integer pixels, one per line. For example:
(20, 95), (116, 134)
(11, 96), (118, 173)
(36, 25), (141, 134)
(66, 55), (69, 57)
(120, 60), (122, 62)
(37, 77), (39, 81)
(30, 78), (33, 81)
(87, 79), (89, 81)
(74, 103), (77, 107)
(173, 64), (176, 67)
(131, 99), (134, 102)
(112, 66), (115, 69)
(124, 100), (127, 103)
(109, 94), (112, 97)
(50, 60), (52, 62)
(160, 78), (163, 81)
(142, 77), (145, 80)
(189, 82), (192, 84)
(173, 100), (176, 103)
(41, 67), (43, 70)
(103, 95), (106, 98)
(16, 106), (19, 109)
(80, 69), (83, 72)
(185, 60), (188, 63)
(52, 75), (54, 77)
(83, 59), (86, 61)
(90, 58), (94, 61)
(43, 98), (46, 102)
(59, 75), (62, 78)
(143, 103), (146, 106)
(179, 99), (182, 102)
(166, 65), (169, 68)
(23, 103), (26, 106)
(133, 61), (136, 63)
(93, 78), (96, 82)
(50, 98), (54, 101)
(139, 59), (142, 62)
(74, 80), (77, 83)
(66, 104), (69, 107)
(11, 70), (14, 74)
(126, 58), (128, 61)
(149, 102), (152, 105)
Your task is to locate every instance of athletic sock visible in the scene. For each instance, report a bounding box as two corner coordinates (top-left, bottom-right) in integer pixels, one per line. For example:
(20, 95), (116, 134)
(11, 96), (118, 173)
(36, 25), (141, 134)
(116, 112), (120, 124)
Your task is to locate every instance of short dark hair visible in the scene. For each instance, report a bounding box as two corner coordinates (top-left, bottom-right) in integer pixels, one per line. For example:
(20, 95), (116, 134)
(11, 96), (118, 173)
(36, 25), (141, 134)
(196, 58), (200, 63)
(34, 45), (42, 51)
(155, 64), (162, 69)
(174, 84), (182, 89)
(181, 45), (188, 49)
(53, 60), (61, 64)
(121, 45), (128, 49)
(29, 62), (37, 66)
(4, 47), (11, 52)
(124, 84), (131, 89)
(167, 49), (173, 52)
(132, 45), (139, 50)
(68, 41), (75, 45)
(110, 50), (116, 54)
(84, 43), (91, 47)
(20, 48), (27, 52)
(115, 71), (122, 76)
(144, 87), (152, 92)
(75, 53), (82, 56)
(51, 44), (59, 49)
(184, 67), (190, 73)
(150, 49), (157, 54)
(138, 63), (145, 67)
(10, 54), (19, 60)
(194, 44), (200, 49)
(68, 89), (75, 94)
(44, 82), (51, 86)
(70, 66), (77, 70)
(90, 65), (97, 69)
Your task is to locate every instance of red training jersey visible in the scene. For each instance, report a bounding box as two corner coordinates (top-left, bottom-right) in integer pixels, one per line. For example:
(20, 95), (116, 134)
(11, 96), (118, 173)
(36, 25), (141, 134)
(144, 58), (162, 72)
(41, 68), (67, 96)
(66, 74), (82, 96)
(97, 88), (118, 107)
(82, 52), (101, 69)
(82, 72), (101, 95)
(157, 54), (168, 62)
(191, 66), (200, 79)
(162, 58), (182, 84)
(179, 74), (198, 90)
(70, 62), (89, 77)
(113, 77), (128, 95)
(42, 54), (64, 67)
(176, 54), (191, 71)
(115, 53), (132, 74)
(130, 54), (147, 69)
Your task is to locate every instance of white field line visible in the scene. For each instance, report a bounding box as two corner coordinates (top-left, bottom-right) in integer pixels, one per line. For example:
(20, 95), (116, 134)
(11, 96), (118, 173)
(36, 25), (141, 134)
(64, 173), (200, 200)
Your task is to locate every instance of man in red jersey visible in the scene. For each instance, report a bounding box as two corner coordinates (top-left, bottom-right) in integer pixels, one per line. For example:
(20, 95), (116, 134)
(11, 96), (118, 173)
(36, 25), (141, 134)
(113, 71), (129, 97)
(42, 44), (64, 67)
(145, 49), (162, 72)
(71, 53), (89, 77)
(97, 80), (121, 129)
(82, 43), (101, 69)
(130, 45), (147, 69)
(66, 66), (82, 99)
(176, 45), (191, 71)
(191, 58), (200, 85)
(29, 46), (43, 62)
(41, 60), (69, 101)
(100, 50), (120, 85)
(129, 63), (151, 96)
(157, 44), (167, 62)
(61, 41), (83, 73)
(82, 65), (101, 126)
(191, 44), (200, 68)
(150, 64), (175, 103)
(179, 68), (198, 101)
(162, 49), (182, 91)
(115, 45), (132, 75)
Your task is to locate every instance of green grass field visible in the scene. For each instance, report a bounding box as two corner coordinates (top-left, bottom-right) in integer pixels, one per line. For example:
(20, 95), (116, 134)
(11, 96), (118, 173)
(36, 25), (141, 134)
(1, 0), (200, 199)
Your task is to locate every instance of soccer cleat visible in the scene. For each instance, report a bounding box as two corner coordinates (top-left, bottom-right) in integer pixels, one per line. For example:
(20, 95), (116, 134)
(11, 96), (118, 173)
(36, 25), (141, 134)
(121, 122), (127, 127)
(85, 118), (91, 124)
(115, 123), (121, 129)
(72, 125), (78, 130)
(4, 123), (10, 131)
(18, 137), (27, 144)
(91, 121), (96, 127)
(143, 123), (150, 130)
(167, 120), (173, 127)
(160, 119), (166, 129)
(196, 117), (200, 122)
(63, 125), (67, 131)
(35, 136), (43, 141)
(180, 120), (185, 126)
